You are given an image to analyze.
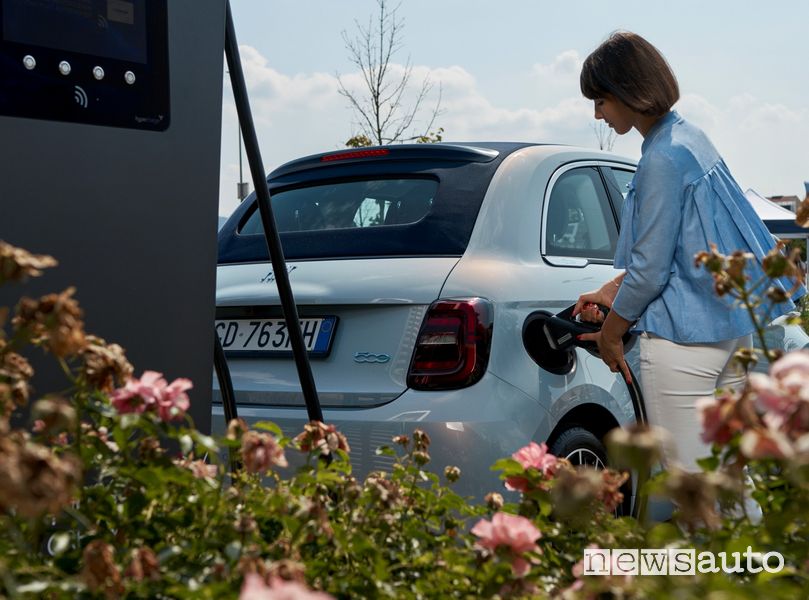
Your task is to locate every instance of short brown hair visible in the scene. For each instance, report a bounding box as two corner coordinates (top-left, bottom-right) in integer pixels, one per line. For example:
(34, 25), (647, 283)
(580, 31), (679, 117)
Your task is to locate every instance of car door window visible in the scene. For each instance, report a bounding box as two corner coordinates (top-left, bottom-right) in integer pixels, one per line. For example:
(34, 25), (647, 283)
(602, 167), (635, 222)
(544, 167), (618, 260)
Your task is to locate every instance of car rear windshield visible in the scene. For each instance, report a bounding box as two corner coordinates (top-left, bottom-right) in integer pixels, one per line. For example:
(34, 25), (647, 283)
(218, 145), (524, 264)
(239, 179), (437, 235)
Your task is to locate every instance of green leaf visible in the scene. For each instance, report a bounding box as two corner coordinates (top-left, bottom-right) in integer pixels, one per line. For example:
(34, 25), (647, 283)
(254, 421), (284, 437)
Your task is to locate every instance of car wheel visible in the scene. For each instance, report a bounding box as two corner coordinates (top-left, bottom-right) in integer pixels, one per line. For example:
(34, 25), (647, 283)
(549, 427), (607, 470)
(549, 426), (633, 516)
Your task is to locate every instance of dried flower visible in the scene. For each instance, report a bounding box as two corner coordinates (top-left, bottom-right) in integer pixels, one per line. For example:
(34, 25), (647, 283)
(762, 241), (799, 279)
(125, 547), (160, 582)
(13, 288), (86, 357)
(694, 244), (725, 274)
(597, 469), (629, 513)
(392, 434), (410, 447)
(365, 472), (402, 507)
(235, 514), (258, 535)
(664, 468), (723, 532)
(727, 250), (753, 285)
(227, 417), (249, 440)
(484, 492), (505, 511)
(242, 430), (288, 474)
(550, 466), (603, 518)
(31, 397), (76, 434)
(174, 456), (218, 479)
(412, 450), (430, 466)
(733, 347), (758, 371)
(0, 241), (57, 283)
(81, 540), (123, 599)
(0, 348), (34, 412)
(471, 512), (541, 577)
(0, 436), (81, 518)
(412, 429), (431, 450)
(796, 194), (809, 228)
(79, 335), (133, 392)
(444, 465), (461, 483)
(606, 424), (669, 471)
(294, 421), (350, 457)
(266, 559), (307, 584)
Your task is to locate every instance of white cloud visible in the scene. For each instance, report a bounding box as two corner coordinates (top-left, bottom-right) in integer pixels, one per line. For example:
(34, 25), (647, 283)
(219, 47), (808, 216)
(532, 50), (582, 81)
(676, 93), (808, 197)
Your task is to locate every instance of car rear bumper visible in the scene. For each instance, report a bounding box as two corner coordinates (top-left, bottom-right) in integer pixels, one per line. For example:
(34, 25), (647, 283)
(212, 372), (552, 499)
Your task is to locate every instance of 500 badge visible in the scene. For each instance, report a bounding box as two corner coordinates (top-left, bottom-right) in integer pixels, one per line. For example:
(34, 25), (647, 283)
(353, 352), (391, 364)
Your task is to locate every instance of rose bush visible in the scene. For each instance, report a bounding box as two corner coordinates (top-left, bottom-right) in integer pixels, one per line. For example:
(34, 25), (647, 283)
(2, 239), (809, 598)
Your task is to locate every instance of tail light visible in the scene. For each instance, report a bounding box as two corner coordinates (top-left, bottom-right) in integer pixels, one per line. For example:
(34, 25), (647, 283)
(407, 298), (493, 390)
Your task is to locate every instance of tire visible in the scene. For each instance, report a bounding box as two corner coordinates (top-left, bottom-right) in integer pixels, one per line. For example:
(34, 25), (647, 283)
(549, 426), (633, 516)
(549, 427), (607, 470)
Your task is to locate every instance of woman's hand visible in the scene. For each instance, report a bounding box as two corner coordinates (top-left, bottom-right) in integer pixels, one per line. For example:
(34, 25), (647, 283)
(572, 274), (624, 318)
(576, 308), (633, 385)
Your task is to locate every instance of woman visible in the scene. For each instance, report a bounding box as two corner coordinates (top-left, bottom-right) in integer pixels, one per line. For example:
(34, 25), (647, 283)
(574, 31), (799, 470)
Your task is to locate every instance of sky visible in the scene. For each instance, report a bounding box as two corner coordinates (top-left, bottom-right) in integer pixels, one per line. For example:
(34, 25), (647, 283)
(219, 0), (809, 217)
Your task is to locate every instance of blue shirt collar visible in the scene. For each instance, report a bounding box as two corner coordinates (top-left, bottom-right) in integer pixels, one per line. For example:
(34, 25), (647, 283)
(641, 110), (680, 155)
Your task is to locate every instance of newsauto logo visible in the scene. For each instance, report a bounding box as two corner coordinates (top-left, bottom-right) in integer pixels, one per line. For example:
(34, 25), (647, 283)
(583, 547), (785, 576)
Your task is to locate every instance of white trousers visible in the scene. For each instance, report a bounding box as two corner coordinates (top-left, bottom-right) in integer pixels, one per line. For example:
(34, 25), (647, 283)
(638, 332), (752, 471)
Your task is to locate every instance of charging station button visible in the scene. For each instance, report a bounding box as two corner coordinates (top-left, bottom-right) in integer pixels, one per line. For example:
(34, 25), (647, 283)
(124, 71), (136, 85)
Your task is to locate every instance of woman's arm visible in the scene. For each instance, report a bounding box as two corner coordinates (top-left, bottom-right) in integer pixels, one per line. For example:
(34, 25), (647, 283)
(611, 151), (684, 323)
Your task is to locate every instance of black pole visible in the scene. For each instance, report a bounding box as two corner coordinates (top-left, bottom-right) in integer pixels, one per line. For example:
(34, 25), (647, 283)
(223, 1), (323, 422)
(214, 334), (238, 424)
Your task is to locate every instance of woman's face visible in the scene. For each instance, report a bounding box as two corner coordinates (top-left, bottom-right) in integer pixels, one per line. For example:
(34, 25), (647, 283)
(593, 95), (636, 135)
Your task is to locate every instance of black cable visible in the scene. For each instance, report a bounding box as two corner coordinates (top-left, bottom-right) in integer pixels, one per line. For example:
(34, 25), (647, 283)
(223, 1), (323, 423)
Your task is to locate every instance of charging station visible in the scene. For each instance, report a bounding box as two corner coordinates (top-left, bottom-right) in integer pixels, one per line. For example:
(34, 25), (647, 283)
(0, 0), (227, 432)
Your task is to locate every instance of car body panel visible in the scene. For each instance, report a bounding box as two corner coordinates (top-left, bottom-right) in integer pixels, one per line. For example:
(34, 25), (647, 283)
(214, 142), (642, 499)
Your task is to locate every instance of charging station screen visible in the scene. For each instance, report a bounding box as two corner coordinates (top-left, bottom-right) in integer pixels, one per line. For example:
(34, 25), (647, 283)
(3, 0), (147, 64)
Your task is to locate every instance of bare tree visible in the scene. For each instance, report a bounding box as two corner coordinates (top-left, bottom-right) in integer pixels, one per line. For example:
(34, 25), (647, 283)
(338, 0), (442, 147)
(592, 121), (616, 151)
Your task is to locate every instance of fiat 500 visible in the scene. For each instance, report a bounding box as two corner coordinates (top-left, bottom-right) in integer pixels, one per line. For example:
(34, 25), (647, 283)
(215, 142), (648, 498)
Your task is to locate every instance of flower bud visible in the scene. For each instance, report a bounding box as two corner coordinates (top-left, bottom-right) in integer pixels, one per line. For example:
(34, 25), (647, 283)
(765, 286), (789, 304)
(484, 492), (504, 511)
(412, 450), (430, 466)
(444, 465), (461, 483)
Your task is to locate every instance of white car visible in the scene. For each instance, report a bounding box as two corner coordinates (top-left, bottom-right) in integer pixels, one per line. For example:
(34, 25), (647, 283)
(214, 142), (645, 498)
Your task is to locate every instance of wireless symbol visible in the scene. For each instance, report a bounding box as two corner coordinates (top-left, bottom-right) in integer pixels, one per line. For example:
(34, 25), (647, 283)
(97, 15), (109, 29)
(73, 86), (88, 108)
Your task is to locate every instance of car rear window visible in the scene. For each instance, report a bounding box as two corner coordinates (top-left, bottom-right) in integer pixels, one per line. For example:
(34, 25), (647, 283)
(239, 179), (437, 235)
(218, 144), (531, 264)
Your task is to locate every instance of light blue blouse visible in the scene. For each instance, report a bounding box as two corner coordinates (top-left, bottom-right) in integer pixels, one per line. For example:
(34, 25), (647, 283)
(612, 110), (799, 343)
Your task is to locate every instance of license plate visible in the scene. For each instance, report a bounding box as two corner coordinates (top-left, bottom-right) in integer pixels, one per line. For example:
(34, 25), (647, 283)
(215, 317), (337, 356)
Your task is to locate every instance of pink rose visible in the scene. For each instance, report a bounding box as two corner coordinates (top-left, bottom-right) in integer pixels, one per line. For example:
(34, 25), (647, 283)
(471, 512), (541, 576)
(239, 574), (334, 600)
(749, 373), (798, 418)
(110, 371), (192, 422)
(511, 442), (559, 476)
(740, 428), (794, 460)
(696, 392), (743, 444)
(505, 442), (559, 492)
(156, 377), (192, 422)
(770, 350), (809, 381)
